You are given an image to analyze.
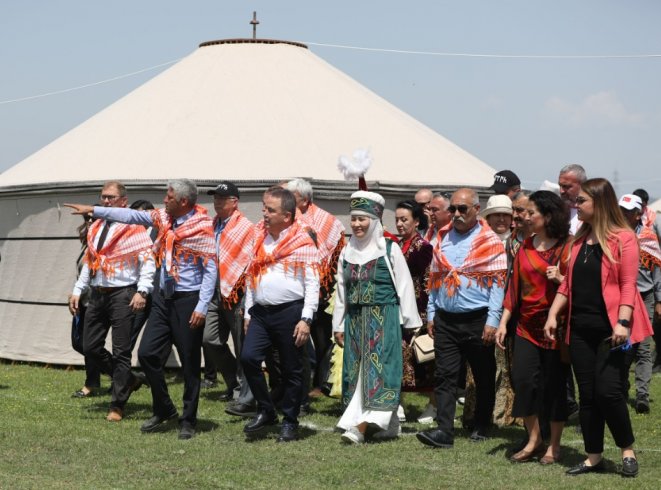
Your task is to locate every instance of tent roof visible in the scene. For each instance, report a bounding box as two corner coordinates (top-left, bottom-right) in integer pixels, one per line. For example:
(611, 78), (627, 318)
(0, 39), (495, 189)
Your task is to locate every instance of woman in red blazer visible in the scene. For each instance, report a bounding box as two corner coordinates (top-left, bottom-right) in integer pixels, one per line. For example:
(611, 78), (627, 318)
(544, 178), (653, 478)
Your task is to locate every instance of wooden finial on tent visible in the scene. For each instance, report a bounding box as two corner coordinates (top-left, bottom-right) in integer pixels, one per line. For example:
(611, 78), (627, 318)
(250, 11), (260, 39)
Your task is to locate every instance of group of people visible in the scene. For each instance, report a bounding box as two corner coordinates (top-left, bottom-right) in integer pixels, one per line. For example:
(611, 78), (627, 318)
(63, 166), (659, 478)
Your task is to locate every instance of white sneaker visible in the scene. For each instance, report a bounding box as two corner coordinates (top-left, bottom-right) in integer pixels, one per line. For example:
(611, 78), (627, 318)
(341, 427), (365, 444)
(372, 416), (402, 441)
(417, 403), (437, 424)
(457, 397), (465, 406)
(397, 404), (406, 422)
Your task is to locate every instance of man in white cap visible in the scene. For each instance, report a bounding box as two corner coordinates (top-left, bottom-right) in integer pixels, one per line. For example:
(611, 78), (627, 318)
(481, 195), (513, 243)
(619, 193), (661, 414)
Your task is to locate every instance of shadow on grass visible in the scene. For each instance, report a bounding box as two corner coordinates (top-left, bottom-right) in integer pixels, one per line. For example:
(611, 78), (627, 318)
(243, 424), (318, 443)
(0, 384), (9, 390)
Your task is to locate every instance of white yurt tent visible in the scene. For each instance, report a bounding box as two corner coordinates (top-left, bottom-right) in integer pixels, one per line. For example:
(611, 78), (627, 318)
(0, 38), (496, 364)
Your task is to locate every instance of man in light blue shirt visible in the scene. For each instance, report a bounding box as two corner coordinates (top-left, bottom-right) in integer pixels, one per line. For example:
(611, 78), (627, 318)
(416, 188), (506, 449)
(66, 179), (216, 440)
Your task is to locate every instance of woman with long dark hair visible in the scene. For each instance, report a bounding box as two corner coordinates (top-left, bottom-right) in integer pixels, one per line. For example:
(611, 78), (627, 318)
(544, 178), (653, 477)
(394, 200), (435, 423)
(495, 190), (570, 464)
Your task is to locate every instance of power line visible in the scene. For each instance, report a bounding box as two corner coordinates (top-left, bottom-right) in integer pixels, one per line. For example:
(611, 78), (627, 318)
(2, 41), (661, 106)
(0, 58), (181, 105)
(305, 42), (661, 59)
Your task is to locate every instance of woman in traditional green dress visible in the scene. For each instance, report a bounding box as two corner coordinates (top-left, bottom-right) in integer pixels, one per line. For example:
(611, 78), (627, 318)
(333, 191), (421, 444)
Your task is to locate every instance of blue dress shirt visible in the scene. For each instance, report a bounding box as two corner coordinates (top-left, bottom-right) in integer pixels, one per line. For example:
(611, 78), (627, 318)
(426, 222), (504, 328)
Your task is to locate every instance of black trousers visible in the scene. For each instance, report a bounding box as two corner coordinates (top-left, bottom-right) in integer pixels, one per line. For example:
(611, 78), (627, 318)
(71, 303), (101, 388)
(82, 286), (136, 410)
(433, 309), (496, 434)
(570, 328), (635, 453)
(138, 290), (203, 425)
(241, 300), (304, 426)
(311, 307), (333, 388)
(511, 335), (569, 421)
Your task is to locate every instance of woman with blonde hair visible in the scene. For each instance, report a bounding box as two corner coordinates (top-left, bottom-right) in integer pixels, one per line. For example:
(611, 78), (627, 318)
(544, 178), (653, 477)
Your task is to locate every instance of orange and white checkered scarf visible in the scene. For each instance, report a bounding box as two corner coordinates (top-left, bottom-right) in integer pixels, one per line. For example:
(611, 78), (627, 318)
(428, 219), (507, 296)
(641, 207), (657, 231)
(638, 225), (661, 271)
(151, 206), (215, 282)
(247, 221), (319, 288)
(215, 211), (255, 305)
(297, 203), (345, 289)
(84, 219), (153, 277)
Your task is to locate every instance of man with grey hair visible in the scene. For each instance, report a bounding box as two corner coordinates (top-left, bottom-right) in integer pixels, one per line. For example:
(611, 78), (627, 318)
(558, 164), (587, 235)
(65, 179), (217, 440)
(424, 193), (452, 246)
(286, 178), (345, 398)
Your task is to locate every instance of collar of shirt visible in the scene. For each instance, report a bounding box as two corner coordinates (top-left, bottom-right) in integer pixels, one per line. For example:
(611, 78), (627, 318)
(264, 225), (293, 250)
(174, 208), (196, 228)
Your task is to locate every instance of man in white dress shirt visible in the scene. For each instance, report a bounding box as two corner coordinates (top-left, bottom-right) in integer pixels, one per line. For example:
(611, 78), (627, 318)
(240, 187), (320, 443)
(69, 181), (155, 422)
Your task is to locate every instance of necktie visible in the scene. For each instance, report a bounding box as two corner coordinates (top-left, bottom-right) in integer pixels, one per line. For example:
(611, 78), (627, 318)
(90, 221), (111, 278)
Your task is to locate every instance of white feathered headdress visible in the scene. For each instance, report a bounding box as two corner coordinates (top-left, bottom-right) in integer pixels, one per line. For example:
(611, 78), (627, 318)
(337, 148), (372, 190)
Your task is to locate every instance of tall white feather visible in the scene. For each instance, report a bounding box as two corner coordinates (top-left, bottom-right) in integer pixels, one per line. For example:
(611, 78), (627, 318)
(337, 148), (372, 180)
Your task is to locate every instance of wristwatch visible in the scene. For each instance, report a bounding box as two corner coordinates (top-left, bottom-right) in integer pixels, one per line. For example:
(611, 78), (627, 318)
(301, 317), (313, 327)
(618, 319), (631, 327)
(138, 291), (149, 299)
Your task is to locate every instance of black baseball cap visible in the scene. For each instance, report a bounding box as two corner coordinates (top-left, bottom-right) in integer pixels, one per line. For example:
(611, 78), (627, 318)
(489, 170), (521, 194)
(207, 181), (240, 199)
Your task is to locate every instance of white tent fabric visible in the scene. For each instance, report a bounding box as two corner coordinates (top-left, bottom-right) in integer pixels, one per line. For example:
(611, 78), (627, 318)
(0, 40), (493, 188)
(0, 39), (495, 365)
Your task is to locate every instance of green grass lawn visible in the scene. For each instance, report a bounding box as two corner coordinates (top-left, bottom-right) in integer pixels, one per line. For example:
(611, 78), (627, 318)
(0, 362), (659, 489)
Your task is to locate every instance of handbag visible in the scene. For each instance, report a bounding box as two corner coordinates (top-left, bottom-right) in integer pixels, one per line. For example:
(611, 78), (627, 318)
(412, 333), (435, 363)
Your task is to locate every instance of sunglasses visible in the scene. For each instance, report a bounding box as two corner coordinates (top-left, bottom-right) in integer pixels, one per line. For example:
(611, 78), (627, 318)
(448, 204), (474, 214)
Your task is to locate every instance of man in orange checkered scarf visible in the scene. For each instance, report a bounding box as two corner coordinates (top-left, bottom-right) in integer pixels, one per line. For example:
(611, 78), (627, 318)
(202, 181), (257, 414)
(417, 188), (506, 449)
(286, 178), (346, 397)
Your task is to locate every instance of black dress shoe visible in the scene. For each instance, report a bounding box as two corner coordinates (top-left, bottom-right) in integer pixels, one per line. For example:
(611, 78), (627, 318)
(276, 424), (298, 443)
(470, 428), (490, 442)
(243, 411), (278, 434)
(217, 388), (236, 402)
(130, 372), (148, 394)
(621, 457), (638, 477)
(200, 379), (217, 390)
(416, 428), (454, 448)
(140, 412), (179, 433)
(178, 422), (196, 440)
(566, 460), (604, 476)
(225, 402), (257, 417)
(635, 398), (650, 414)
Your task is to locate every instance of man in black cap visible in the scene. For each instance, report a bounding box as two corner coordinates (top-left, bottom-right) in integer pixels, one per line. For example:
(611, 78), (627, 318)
(203, 181), (257, 415)
(490, 170), (521, 199)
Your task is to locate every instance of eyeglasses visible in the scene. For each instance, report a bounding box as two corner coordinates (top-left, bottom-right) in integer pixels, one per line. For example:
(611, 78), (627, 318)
(448, 204), (474, 214)
(100, 194), (121, 201)
(575, 197), (590, 205)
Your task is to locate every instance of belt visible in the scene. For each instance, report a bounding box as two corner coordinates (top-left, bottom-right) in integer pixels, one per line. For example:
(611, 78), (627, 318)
(92, 285), (135, 294)
(160, 290), (199, 300)
(437, 307), (488, 322)
(254, 299), (304, 313)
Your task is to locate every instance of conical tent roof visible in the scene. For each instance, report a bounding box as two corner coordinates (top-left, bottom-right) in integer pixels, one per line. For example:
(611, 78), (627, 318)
(0, 39), (494, 188)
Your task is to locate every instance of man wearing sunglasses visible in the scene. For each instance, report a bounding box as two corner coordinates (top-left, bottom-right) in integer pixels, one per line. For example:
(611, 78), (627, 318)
(416, 188), (507, 449)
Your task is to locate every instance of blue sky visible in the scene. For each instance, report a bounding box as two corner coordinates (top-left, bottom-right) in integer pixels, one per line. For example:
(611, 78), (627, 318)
(1, 1), (660, 197)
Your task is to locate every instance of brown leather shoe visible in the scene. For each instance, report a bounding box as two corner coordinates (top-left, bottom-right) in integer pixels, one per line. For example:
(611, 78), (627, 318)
(106, 408), (123, 422)
(509, 444), (546, 463)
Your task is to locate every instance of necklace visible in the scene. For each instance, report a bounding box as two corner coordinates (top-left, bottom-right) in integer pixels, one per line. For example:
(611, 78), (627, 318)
(583, 242), (596, 263)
